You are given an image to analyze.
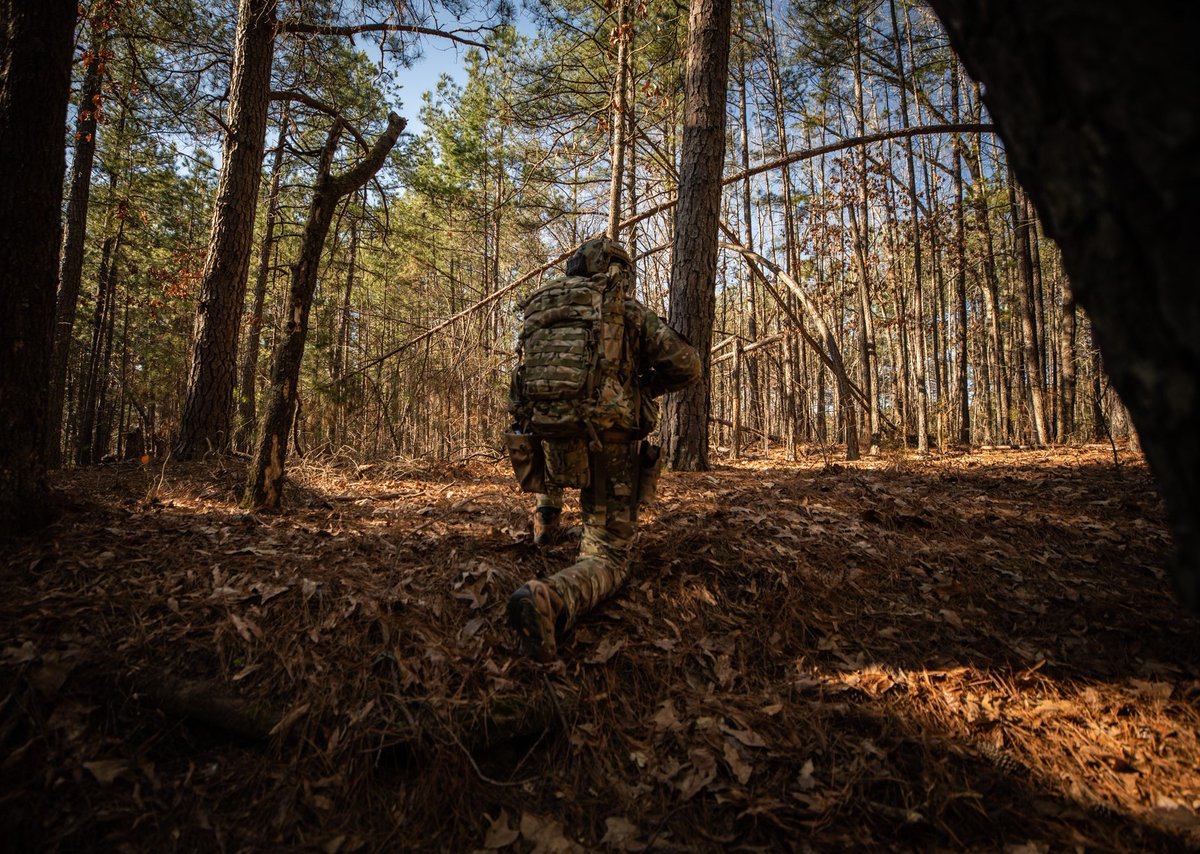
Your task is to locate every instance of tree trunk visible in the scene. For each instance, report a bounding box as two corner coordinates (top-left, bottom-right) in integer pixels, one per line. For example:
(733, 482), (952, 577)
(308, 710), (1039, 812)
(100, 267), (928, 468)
(1008, 174), (1048, 445)
(890, 0), (929, 453)
(736, 50), (762, 443)
(46, 32), (106, 467)
(952, 65), (971, 446)
(330, 216), (359, 448)
(929, 0), (1200, 606)
(662, 0), (731, 472)
(93, 262), (121, 459)
(1059, 273), (1078, 442)
(236, 103), (289, 451)
(77, 215), (125, 466)
(245, 113), (404, 511)
(851, 18), (879, 454)
(607, 0), (630, 240)
(0, 0), (75, 532)
(176, 0), (277, 458)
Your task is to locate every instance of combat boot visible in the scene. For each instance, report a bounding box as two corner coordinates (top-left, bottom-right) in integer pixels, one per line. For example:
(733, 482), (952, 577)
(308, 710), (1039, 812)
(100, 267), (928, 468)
(507, 579), (566, 662)
(532, 507), (561, 545)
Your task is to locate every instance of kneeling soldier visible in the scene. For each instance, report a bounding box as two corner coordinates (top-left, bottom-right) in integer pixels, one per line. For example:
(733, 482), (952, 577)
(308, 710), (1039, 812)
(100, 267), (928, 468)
(504, 238), (701, 660)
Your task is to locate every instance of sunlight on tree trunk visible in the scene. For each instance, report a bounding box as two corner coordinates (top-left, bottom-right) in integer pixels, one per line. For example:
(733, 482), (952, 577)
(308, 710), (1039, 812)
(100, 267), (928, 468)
(662, 0), (732, 472)
(176, 0), (277, 459)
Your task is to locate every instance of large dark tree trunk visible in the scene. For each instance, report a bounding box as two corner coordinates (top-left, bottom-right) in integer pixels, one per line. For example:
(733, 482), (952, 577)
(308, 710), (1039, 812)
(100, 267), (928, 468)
(245, 113), (404, 511)
(46, 33), (106, 467)
(0, 0), (76, 532)
(662, 0), (731, 472)
(176, 0), (277, 458)
(928, 1), (1200, 607)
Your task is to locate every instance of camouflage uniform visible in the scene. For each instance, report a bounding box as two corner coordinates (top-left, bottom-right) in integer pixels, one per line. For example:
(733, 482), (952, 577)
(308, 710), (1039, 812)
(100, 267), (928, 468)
(522, 296), (701, 635)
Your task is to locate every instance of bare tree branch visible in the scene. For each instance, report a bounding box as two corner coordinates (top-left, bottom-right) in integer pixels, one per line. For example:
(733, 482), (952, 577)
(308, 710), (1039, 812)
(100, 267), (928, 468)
(269, 90), (369, 150)
(342, 123), (995, 376)
(278, 21), (488, 50)
(329, 112), (406, 195)
(721, 121), (995, 186)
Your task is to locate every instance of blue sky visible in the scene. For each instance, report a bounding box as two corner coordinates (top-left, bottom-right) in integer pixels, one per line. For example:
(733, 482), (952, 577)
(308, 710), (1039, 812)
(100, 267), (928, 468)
(387, 6), (538, 138)
(393, 40), (470, 137)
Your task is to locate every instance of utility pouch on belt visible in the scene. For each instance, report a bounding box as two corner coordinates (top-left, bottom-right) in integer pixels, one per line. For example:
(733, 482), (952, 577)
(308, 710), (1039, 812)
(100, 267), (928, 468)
(542, 437), (591, 489)
(503, 432), (546, 493)
(637, 441), (663, 505)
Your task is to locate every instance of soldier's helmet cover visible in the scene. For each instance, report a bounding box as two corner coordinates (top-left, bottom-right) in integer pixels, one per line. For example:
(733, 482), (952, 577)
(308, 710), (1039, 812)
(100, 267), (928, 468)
(567, 237), (632, 276)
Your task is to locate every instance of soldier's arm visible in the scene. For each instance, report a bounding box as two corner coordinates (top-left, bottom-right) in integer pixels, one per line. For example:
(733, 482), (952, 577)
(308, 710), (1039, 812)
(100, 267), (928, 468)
(633, 304), (702, 397)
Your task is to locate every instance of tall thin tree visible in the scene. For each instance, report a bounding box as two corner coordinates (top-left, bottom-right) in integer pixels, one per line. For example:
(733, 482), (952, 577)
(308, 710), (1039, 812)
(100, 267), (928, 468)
(662, 0), (732, 471)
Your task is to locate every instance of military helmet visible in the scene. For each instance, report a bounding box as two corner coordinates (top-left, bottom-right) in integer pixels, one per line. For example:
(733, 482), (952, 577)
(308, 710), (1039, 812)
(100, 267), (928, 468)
(568, 237), (632, 276)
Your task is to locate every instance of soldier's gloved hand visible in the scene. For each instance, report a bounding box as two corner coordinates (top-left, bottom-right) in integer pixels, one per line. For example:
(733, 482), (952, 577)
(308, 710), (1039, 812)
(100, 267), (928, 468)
(641, 369), (664, 397)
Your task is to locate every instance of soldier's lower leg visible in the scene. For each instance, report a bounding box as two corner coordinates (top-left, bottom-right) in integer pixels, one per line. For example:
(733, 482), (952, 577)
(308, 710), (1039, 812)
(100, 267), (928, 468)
(533, 487), (563, 544)
(546, 442), (639, 630)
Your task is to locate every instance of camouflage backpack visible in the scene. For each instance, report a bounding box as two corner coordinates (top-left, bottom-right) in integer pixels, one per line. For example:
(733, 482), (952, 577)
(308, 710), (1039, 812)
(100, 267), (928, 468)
(510, 238), (638, 483)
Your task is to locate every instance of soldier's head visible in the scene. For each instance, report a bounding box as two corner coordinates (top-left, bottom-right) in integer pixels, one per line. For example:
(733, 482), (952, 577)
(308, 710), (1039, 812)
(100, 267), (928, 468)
(566, 237), (632, 276)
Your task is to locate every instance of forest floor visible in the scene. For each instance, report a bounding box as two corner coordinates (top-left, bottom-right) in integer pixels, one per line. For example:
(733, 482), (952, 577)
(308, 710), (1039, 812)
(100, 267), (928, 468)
(2, 445), (1199, 852)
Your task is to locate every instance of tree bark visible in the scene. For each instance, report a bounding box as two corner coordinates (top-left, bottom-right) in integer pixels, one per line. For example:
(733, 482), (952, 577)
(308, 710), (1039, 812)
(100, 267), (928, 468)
(245, 113), (404, 511)
(1058, 273), (1078, 442)
(236, 103), (289, 451)
(176, 0), (277, 458)
(952, 64), (971, 446)
(851, 18), (879, 454)
(1009, 174), (1048, 445)
(929, 0), (1200, 606)
(662, 0), (731, 472)
(46, 33), (106, 467)
(77, 216), (125, 465)
(0, 0), (75, 532)
(890, 0), (929, 453)
(736, 49), (762, 443)
(606, 0), (630, 240)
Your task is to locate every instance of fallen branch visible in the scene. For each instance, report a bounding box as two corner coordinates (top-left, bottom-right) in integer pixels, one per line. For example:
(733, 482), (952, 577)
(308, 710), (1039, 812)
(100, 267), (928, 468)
(122, 669), (280, 740)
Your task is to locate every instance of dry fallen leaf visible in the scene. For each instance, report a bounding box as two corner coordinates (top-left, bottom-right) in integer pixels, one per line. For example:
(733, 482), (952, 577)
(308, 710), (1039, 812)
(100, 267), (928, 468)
(586, 637), (626, 664)
(675, 748), (718, 800)
(83, 759), (127, 785)
(723, 740), (753, 785)
(519, 812), (583, 854)
(1004, 843), (1049, 854)
(719, 721), (767, 749)
(600, 816), (646, 852)
(795, 758), (818, 791)
(483, 809), (520, 849)
(940, 608), (964, 629)
(651, 700), (682, 732)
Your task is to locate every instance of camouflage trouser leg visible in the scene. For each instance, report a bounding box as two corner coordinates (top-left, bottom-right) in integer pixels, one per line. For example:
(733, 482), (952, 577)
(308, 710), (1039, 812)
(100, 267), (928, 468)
(546, 441), (640, 631)
(536, 487), (563, 512)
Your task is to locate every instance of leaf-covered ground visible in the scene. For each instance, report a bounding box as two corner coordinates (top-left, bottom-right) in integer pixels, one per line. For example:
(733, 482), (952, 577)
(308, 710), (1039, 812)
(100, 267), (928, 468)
(2, 446), (1198, 852)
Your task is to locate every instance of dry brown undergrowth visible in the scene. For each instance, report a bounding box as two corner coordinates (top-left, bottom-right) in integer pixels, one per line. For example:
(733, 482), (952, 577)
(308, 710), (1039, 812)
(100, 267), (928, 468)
(1, 445), (1198, 852)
